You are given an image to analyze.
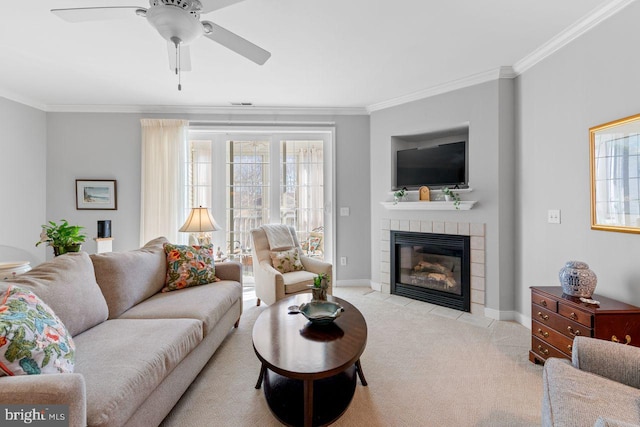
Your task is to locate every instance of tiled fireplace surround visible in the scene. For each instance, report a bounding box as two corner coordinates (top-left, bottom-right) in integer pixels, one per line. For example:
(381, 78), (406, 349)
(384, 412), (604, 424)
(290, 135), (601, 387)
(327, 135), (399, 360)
(377, 218), (486, 316)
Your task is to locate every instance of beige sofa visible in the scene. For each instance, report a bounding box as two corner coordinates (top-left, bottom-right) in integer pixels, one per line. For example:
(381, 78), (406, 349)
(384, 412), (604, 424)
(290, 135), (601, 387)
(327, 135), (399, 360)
(0, 237), (243, 427)
(542, 336), (640, 427)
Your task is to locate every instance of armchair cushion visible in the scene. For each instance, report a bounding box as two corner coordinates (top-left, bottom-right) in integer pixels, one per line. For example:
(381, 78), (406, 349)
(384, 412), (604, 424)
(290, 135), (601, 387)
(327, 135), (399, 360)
(270, 248), (305, 273)
(0, 285), (75, 376)
(282, 270), (317, 294)
(572, 336), (640, 389)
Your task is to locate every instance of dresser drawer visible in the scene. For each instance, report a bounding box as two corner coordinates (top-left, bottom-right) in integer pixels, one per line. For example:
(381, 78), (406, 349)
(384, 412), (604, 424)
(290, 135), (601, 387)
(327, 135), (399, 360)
(532, 291), (558, 312)
(531, 336), (568, 361)
(531, 304), (593, 339)
(532, 320), (574, 357)
(558, 303), (592, 327)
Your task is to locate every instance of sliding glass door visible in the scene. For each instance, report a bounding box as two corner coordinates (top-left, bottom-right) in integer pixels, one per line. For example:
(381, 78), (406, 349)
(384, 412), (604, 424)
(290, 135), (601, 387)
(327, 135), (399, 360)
(187, 129), (333, 282)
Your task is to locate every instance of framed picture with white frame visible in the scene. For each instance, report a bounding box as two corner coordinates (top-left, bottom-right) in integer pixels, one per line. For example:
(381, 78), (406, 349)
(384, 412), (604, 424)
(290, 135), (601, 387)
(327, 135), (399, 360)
(76, 179), (117, 210)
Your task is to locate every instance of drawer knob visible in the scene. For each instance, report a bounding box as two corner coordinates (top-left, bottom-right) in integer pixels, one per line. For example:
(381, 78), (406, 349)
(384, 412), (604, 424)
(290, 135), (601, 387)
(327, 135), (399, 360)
(567, 326), (581, 336)
(567, 344), (572, 351)
(612, 335), (632, 345)
(537, 328), (549, 338)
(540, 300), (547, 307)
(570, 312), (578, 320)
(537, 311), (549, 321)
(537, 345), (549, 355)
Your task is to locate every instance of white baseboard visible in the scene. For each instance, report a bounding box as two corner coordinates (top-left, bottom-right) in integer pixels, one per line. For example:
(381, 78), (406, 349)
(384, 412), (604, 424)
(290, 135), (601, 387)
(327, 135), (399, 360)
(483, 307), (530, 328)
(370, 280), (382, 292)
(335, 279), (371, 287)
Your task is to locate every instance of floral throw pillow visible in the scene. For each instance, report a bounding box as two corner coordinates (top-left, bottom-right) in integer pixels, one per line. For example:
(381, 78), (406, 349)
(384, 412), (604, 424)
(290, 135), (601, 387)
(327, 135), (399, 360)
(0, 285), (75, 376)
(163, 243), (220, 292)
(270, 248), (305, 273)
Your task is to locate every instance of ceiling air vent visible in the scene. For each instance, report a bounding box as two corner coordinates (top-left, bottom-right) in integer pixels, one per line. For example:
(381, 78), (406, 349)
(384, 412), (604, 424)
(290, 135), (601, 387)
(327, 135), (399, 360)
(230, 102), (253, 106)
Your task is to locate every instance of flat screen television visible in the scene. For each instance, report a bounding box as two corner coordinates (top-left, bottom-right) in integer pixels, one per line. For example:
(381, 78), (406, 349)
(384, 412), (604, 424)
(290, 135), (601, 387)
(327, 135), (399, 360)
(395, 141), (466, 189)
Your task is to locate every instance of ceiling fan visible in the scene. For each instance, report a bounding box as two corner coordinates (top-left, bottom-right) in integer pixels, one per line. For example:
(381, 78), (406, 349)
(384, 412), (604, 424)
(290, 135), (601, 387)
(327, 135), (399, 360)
(51, 0), (271, 90)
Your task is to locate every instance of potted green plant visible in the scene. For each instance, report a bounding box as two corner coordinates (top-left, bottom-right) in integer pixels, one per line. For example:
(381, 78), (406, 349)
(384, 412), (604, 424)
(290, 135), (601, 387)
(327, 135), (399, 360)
(441, 187), (461, 210)
(36, 220), (86, 256)
(393, 187), (408, 204)
(311, 273), (330, 300)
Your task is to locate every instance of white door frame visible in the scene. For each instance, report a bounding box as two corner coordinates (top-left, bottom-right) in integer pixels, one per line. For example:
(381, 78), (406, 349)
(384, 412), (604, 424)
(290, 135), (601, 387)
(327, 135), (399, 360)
(189, 126), (336, 268)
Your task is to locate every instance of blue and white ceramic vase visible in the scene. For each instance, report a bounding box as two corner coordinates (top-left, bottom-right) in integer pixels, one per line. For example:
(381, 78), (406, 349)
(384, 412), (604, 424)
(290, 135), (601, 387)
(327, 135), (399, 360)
(559, 261), (597, 298)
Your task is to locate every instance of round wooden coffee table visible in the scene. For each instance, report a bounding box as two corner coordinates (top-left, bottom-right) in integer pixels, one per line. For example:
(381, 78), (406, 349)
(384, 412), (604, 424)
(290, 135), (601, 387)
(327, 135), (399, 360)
(252, 294), (368, 427)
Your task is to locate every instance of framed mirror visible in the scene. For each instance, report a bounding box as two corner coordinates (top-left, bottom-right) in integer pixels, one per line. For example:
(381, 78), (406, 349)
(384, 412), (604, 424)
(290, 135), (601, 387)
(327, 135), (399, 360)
(590, 113), (640, 233)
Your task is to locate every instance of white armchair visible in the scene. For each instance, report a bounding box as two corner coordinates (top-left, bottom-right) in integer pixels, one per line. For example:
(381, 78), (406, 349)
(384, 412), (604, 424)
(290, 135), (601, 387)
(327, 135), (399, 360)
(250, 225), (332, 306)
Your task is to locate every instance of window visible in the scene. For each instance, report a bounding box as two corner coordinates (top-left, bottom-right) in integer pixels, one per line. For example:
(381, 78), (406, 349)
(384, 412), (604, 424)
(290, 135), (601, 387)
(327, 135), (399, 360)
(187, 129), (333, 282)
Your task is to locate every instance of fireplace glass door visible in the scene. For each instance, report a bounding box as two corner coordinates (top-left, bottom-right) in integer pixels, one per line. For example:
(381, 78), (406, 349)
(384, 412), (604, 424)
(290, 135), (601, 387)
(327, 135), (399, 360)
(391, 231), (470, 312)
(399, 245), (462, 296)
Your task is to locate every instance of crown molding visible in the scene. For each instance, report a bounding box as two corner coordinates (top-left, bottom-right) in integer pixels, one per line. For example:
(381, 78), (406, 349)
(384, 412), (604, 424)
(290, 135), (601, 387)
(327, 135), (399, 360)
(43, 104), (368, 115)
(513, 0), (635, 74)
(366, 66), (515, 113)
(0, 90), (46, 111)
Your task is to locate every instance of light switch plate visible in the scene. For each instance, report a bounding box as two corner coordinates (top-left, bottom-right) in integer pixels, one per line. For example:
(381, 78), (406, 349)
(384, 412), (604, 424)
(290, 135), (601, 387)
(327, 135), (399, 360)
(340, 207), (350, 216)
(548, 209), (561, 224)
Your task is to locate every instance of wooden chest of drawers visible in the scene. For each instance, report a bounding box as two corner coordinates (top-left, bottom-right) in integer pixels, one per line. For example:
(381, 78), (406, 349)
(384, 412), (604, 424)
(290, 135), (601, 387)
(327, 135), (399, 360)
(529, 286), (640, 364)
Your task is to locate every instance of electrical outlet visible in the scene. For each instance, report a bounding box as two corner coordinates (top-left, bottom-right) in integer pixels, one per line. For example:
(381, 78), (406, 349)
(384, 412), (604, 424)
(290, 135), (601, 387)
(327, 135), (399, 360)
(548, 209), (561, 224)
(340, 256), (347, 266)
(340, 207), (350, 216)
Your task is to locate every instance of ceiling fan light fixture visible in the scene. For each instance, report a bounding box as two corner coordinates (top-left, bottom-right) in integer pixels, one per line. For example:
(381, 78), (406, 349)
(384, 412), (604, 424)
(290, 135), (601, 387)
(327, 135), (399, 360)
(145, 3), (203, 45)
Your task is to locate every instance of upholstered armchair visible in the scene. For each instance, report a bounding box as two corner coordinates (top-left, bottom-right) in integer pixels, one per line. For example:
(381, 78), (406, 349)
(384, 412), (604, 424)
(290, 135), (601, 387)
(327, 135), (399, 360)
(542, 336), (640, 427)
(250, 225), (332, 306)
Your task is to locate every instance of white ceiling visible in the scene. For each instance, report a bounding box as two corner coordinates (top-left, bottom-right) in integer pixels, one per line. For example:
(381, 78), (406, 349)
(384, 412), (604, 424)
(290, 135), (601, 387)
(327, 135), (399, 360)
(0, 0), (627, 112)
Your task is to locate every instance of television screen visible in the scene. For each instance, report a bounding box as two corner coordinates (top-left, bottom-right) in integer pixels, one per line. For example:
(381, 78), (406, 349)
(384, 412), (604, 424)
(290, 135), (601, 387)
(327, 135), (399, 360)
(396, 141), (466, 189)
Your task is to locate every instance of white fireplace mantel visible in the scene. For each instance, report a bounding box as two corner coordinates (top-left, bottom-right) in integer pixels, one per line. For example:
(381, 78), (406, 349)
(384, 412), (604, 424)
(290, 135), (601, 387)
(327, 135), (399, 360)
(380, 201), (477, 211)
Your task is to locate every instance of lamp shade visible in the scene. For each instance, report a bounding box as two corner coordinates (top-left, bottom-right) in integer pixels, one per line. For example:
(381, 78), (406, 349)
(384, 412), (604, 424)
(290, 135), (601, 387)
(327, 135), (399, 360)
(179, 207), (220, 233)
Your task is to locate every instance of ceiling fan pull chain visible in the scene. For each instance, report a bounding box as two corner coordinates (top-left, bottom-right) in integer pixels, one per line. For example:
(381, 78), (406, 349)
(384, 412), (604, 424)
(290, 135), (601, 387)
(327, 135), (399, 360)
(171, 36), (182, 91)
(178, 44), (182, 91)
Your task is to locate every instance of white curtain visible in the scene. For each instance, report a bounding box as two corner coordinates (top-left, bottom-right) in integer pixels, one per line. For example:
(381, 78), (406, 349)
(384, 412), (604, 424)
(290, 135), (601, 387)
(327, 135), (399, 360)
(296, 145), (323, 231)
(140, 119), (188, 245)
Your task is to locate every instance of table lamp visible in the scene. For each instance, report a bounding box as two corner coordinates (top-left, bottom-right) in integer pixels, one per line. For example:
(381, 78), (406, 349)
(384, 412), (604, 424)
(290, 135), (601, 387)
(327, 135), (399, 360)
(179, 206), (220, 245)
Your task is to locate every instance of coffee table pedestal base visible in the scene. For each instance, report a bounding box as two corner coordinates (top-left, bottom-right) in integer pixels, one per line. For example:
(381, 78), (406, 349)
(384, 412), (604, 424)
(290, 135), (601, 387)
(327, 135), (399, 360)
(263, 365), (357, 427)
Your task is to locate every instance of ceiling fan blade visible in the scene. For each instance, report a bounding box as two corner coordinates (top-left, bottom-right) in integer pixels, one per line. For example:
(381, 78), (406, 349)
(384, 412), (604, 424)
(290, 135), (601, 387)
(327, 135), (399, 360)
(51, 7), (143, 23)
(202, 21), (271, 65)
(167, 43), (192, 72)
(199, 0), (247, 14)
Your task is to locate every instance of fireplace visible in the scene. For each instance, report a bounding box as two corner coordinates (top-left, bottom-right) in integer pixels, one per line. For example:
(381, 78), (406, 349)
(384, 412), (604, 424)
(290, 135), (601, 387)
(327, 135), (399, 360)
(390, 231), (471, 312)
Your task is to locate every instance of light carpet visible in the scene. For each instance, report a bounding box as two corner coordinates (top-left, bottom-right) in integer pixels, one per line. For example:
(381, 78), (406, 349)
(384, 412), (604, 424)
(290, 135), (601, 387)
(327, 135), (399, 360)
(160, 287), (543, 427)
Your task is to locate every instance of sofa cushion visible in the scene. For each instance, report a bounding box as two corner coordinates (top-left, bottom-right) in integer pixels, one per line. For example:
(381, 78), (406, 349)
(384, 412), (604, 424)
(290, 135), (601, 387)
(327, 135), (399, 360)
(543, 357), (640, 426)
(119, 281), (241, 337)
(162, 243), (219, 292)
(270, 248), (305, 273)
(91, 236), (168, 319)
(73, 318), (202, 427)
(0, 285), (75, 376)
(1, 252), (108, 337)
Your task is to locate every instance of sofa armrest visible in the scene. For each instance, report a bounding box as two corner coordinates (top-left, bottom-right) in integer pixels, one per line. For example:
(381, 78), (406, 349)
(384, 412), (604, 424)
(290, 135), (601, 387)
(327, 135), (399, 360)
(572, 336), (640, 389)
(214, 261), (242, 284)
(0, 373), (86, 427)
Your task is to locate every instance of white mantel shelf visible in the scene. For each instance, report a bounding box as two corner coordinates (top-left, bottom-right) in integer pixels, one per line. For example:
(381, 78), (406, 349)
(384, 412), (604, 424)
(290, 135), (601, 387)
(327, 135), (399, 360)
(380, 201), (477, 211)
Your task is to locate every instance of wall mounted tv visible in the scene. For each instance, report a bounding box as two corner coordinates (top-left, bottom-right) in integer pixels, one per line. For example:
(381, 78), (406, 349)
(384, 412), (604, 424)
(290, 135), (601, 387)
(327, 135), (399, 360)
(395, 141), (466, 189)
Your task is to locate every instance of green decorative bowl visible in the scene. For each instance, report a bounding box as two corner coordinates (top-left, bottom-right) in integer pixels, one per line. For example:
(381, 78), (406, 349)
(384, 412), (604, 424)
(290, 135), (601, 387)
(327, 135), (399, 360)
(297, 300), (344, 325)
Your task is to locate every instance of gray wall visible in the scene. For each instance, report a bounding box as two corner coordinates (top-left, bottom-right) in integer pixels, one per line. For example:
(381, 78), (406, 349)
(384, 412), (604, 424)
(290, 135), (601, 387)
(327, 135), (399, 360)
(515, 1), (640, 315)
(370, 79), (516, 314)
(0, 97), (46, 266)
(45, 112), (371, 281)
